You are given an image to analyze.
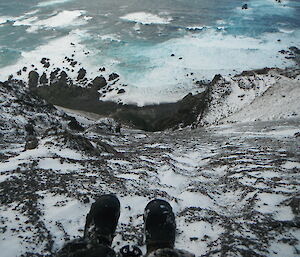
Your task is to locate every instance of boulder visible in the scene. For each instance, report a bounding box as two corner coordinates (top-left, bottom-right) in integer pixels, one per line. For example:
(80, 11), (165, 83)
(28, 71), (39, 88)
(67, 117), (84, 131)
(108, 73), (119, 81)
(77, 68), (86, 80)
(117, 89), (125, 94)
(242, 4), (248, 9)
(25, 135), (38, 150)
(39, 72), (48, 85)
(91, 76), (107, 90)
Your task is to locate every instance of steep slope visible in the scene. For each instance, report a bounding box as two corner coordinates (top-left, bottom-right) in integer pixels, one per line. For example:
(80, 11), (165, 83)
(0, 80), (299, 256)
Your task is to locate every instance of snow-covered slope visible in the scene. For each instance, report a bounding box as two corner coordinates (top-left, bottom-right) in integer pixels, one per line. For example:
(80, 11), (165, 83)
(199, 69), (300, 126)
(0, 79), (299, 256)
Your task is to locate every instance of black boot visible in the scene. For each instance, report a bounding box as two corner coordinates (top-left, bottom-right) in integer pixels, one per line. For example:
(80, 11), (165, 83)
(84, 194), (120, 246)
(144, 199), (176, 255)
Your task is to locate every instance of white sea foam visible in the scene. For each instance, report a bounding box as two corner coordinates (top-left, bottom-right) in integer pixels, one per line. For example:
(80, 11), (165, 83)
(0, 29), (98, 81)
(99, 34), (121, 42)
(33, 10), (88, 28)
(0, 16), (14, 24)
(37, 0), (73, 7)
(120, 12), (172, 25)
(186, 26), (206, 31)
(13, 10), (90, 32)
(102, 28), (299, 106)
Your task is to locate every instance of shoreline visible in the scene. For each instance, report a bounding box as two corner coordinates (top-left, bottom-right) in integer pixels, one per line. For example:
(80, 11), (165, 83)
(2, 53), (300, 131)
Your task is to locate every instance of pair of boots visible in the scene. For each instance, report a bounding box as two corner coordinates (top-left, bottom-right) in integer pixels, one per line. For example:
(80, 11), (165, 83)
(57, 194), (193, 257)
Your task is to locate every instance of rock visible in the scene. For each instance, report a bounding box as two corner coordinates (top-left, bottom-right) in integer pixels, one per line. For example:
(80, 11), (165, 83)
(77, 68), (86, 81)
(70, 61), (77, 67)
(17, 70), (22, 76)
(171, 54), (175, 57)
(115, 123), (121, 134)
(289, 46), (300, 55)
(28, 71), (39, 88)
(59, 71), (68, 82)
(82, 197), (90, 204)
(242, 4), (248, 9)
(43, 62), (50, 68)
(279, 50), (288, 54)
(41, 58), (47, 64)
(117, 89), (125, 94)
(58, 131), (99, 155)
(108, 73), (119, 81)
(294, 132), (300, 138)
(288, 197), (300, 215)
(67, 117), (84, 131)
(41, 58), (50, 68)
(50, 68), (60, 84)
(25, 122), (36, 136)
(22, 67), (27, 72)
(39, 72), (48, 85)
(91, 76), (107, 90)
(25, 135), (38, 150)
(99, 67), (106, 72)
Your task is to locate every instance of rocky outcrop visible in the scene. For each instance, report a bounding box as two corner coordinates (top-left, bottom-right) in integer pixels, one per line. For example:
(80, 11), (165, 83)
(28, 71), (39, 89)
(91, 76), (107, 90)
(77, 68), (86, 81)
(108, 73), (119, 81)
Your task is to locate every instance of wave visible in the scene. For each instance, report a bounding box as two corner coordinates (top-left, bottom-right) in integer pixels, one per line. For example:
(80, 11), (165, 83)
(13, 10), (91, 33)
(37, 0), (73, 7)
(120, 12), (172, 25)
(0, 16), (14, 25)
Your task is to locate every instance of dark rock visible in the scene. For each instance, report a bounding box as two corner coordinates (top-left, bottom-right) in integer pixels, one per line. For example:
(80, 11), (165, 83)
(108, 73), (119, 81)
(22, 67), (27, 72)
(25, 135), (38, 150)
(41, 58), (47, 65)
(171, 54), (175, 57)
(279, 50), (288, 54)
(43, 62), (50, 68)
(288, 197), (300, 215)
(70, 61), (77, 67)
(67, 117), (84, 131)
(58, 131), (99, 155)
(17, 70), (22, 76)
(39, 72), (48, 85)
(50, 68), (61, 84)
(242, 4), (248, 9)
(294, 132), (300, 138)
(117, 89), (125, 94)
(28, 71), (39, 88)
(289, 46), (300, 55)
(91, 76), (107, 90)
(115, 123), (121, 133)
(59, 71), (68, 82)
(77, 68), (86, 81)
(25, 122), (36, 136)
(99, 67), (106, 72)
(83, 197), (90, 204)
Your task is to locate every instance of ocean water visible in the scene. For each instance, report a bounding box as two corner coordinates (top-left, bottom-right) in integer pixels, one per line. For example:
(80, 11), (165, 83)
(0, 0), (299, 105)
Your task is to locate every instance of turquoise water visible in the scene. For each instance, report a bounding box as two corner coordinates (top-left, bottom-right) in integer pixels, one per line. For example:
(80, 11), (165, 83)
(0, 0), (299, 104)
